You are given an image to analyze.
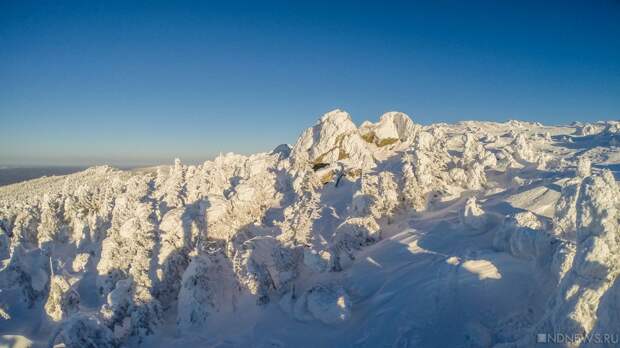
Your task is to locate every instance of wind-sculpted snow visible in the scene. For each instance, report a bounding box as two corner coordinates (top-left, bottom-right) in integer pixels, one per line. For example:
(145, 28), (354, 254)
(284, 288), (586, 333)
(525, 171), (620, 347)
(1, 111), (620, 347)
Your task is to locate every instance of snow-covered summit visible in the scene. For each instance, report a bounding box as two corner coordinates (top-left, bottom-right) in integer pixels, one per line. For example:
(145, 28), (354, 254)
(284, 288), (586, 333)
(1, 110), (620, 347)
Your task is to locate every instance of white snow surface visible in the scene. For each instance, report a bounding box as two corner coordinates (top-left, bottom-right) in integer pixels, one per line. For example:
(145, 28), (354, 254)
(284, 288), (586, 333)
(1, 110), (620, 347)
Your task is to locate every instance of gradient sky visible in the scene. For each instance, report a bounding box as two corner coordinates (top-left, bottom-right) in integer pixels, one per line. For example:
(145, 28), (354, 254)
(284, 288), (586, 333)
(1, 0), (619, 166)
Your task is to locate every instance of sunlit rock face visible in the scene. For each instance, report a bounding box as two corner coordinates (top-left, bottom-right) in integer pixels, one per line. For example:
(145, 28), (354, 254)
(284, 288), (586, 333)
(1, 112), (620, 347)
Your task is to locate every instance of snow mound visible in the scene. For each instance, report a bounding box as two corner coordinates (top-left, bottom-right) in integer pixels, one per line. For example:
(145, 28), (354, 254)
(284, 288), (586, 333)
(279, 283), (351, 325)
(460, 197), (487, 230)
(50, 314), (116, 348)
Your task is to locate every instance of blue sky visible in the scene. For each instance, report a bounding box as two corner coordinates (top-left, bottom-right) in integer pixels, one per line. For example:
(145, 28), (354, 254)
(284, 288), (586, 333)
(1, 0), (619, 166)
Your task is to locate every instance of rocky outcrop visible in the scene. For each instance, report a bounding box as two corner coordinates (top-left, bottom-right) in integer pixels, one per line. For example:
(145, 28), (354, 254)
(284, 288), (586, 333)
(359, 111), (420, 146)
(291, 109), (375, 171)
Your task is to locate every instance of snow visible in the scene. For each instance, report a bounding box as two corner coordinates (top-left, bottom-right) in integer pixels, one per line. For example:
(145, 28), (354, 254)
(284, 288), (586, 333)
(460, 197), (487, 230)
(461, 259), (502, 280)
(0, 335), (33, 348)
(1, 111), (620, 347)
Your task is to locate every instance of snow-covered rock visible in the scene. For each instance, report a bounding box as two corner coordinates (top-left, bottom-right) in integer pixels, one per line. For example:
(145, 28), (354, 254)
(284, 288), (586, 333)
(291, 109), (375, 170)
(359, 111), (420, 146)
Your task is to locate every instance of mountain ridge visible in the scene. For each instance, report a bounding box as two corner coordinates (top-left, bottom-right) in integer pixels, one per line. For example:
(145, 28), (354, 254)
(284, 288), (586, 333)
(1, 110), (620, 347)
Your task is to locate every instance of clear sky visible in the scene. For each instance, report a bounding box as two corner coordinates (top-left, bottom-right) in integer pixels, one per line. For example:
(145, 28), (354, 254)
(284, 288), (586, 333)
(1, 0), (619, 166)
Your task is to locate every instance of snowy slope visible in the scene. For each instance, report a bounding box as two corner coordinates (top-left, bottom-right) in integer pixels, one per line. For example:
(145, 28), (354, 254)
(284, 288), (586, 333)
(1, 111), (620, 347)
